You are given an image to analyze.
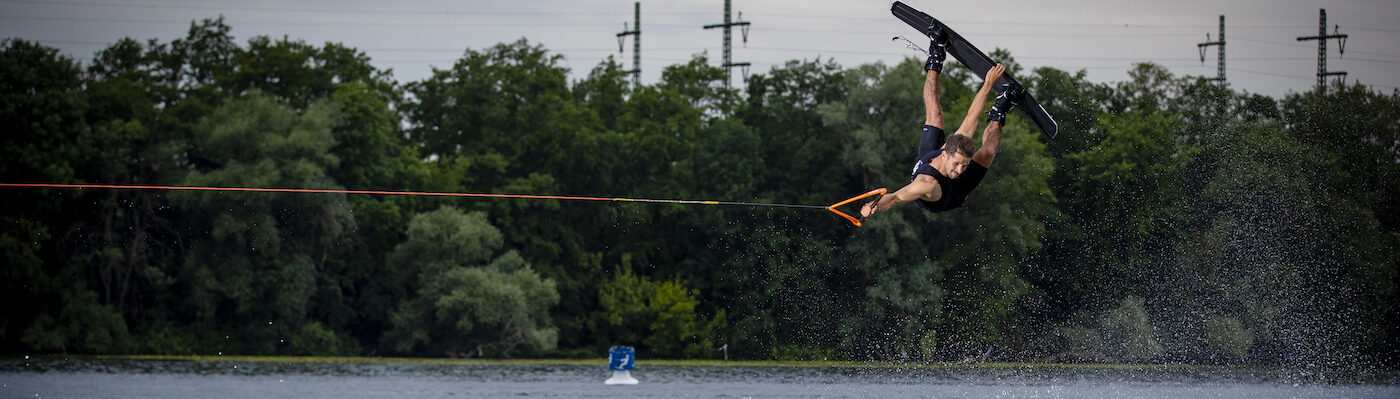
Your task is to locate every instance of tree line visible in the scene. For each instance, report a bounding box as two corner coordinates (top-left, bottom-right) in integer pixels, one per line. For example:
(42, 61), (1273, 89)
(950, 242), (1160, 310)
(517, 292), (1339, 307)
(2, 18), (1397, 367)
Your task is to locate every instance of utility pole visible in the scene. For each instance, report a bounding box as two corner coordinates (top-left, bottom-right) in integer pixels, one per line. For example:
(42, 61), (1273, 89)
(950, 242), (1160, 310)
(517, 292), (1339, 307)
(1296, 9), (1348, 88)
(1197, 15), (1225, 83)
(615, 2), (641, 87)
(703, 0), (751, 87)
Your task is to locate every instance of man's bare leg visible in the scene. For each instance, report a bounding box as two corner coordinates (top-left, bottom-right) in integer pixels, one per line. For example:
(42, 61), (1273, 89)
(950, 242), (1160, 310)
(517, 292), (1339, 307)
(923, 37), (947, 130)
(924, 70), (943, 130)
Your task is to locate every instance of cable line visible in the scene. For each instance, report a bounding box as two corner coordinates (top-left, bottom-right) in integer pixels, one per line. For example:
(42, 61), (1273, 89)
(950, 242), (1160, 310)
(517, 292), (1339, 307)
(1, 183), (886, 226)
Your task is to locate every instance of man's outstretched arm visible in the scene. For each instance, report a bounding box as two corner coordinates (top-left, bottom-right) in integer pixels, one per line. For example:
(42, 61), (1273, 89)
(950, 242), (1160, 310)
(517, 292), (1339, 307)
(954, 64), (1006, 137)
(860, 178), (940, 218)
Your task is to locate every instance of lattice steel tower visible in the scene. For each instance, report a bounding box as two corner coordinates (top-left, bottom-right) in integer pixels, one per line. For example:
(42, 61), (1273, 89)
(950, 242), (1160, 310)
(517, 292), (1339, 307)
(703, 0), (751, 87)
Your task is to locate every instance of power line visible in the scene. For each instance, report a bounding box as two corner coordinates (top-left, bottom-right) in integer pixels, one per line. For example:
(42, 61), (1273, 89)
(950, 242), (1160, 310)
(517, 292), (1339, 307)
(0, 0), (710, 17)
(19, 39), (1341, 65)
(1345, 26), (1400, 34)
(1231, 35), (1397, 59)
(1227, 68), (1395, 90)
(747, 12), (1215, 29)
(5, 14), (1395, 54)
(1230, 67), (1314, 81)
(1340, 57), (1400, 65)
(0, 0), (1253, 31)
(753, 13), (1392, 34)
(752, 26), (1203, 37)
(0, 14), (1213, 38)
(0, 15), (623, 28)
(1233, 36), (1316, 50)
(19, 36), (1384, 65)
(29, 0), (1396, 35)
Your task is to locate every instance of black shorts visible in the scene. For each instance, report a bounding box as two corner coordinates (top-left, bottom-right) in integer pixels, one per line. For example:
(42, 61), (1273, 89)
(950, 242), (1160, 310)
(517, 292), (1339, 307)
(917, 125), (945, 159)
(911, 125), (946, 181)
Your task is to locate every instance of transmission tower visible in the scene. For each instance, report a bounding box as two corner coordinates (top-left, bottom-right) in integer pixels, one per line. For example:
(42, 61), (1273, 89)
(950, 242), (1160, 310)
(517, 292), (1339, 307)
(615, 2), (641, 87)
(1296, 9), (1349, 87)
(703, 0), (751, 87)
(1197, 15), (1225, 83)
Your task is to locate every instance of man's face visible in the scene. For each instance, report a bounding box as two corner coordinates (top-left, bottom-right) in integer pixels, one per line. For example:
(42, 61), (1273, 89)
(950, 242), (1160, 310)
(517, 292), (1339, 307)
(942, 152), (972, 178)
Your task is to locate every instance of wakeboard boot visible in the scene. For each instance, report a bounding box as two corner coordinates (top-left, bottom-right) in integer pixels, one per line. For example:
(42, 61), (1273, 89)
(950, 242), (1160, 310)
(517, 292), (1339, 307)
(988, 83), (1023, 124)
(924, 28), (949, 73)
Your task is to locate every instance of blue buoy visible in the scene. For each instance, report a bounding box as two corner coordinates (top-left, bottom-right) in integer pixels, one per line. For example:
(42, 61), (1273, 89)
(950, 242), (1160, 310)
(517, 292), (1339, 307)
(605, 346), (638, 385)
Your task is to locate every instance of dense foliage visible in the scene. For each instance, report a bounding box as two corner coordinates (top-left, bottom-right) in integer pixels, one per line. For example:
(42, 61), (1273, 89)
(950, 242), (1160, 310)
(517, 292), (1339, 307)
(2, 19), (1397, 368)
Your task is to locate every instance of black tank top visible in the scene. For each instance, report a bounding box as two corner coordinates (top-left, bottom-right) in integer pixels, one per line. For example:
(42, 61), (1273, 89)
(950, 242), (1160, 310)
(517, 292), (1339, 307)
(910, 149), (988, 213)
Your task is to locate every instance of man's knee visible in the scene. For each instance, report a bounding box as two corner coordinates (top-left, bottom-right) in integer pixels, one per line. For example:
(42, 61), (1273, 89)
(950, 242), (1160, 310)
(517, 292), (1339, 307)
(925, 110), (943, 126)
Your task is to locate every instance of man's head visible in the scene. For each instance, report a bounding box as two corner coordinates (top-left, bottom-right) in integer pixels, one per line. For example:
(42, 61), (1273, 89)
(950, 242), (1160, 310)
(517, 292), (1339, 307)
(938, 134), (976, 178)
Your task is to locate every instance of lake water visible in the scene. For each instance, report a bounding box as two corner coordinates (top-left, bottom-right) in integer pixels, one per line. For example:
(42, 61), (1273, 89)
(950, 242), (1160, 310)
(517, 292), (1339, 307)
(2, 357), (1397, 398)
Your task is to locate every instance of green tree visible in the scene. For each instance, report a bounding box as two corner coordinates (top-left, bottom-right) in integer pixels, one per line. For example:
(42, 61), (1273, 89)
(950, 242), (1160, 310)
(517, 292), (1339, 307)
(1095, 296), (1163, 363)
(595, 266), (710, 358)
(157, 17), (238, 121)
(1277, 83), (1400, 367)
(1168, 119), (1311, 364)
(289, 321), (362, 356)
(0, 39), (88, 184)
(400, 38), (591, 288)
(401, 39), (572, 165)
(1025, 66), (1111, 153)
(319, 81), (425, 347)
(572, 58), (631, 132)
(383, 206), (559, 357)
(850, 258), (945, 360)
(77, 36), (189, 336)
(0, 39), (144, 354)
(1040, 110), (1189, 318)
(934, 107), (1054, 357)
(22, 287), (133, 354)
(1043, 296), (1163, 363)
(740, 58), (848, 212)
(1204, 315), (1254, 364)
(174, 90), (352, 353)
(226, 37), (395, 109)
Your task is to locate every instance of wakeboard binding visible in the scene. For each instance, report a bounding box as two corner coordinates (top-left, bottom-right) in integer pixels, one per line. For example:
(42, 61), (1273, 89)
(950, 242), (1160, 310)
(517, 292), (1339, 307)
(924, 26), (949, 73)
(988, 83), (1023, 124)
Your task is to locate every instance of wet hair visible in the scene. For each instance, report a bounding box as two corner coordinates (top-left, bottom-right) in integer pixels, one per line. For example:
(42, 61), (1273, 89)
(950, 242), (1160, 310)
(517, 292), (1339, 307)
(944, 134), (976, 158)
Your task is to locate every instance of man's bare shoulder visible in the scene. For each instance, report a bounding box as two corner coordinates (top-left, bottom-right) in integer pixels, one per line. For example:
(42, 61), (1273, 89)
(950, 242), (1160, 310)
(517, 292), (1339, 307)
(908, 174), (943, 202)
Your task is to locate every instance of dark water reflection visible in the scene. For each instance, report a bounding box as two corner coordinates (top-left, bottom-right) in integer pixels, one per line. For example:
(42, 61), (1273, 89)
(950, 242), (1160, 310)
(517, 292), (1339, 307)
(2, 357), (1397, 398)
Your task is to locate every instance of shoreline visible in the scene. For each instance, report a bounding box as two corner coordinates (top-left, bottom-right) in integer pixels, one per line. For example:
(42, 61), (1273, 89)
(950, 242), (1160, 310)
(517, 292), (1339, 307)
(6, 355), (1397, 386)
(16, 354), (1229, 370)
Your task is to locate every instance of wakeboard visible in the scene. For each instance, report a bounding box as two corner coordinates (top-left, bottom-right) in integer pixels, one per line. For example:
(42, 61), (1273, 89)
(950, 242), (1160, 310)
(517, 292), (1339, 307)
(892, 1), (1059, 138)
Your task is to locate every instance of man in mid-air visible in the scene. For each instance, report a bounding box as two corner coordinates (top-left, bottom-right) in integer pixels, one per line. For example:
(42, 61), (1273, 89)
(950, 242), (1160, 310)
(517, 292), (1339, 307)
(861, 33), (1019, 219)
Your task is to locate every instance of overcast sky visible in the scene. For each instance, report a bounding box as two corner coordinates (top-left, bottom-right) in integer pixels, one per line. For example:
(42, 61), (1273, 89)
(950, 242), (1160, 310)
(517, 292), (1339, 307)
(3, 0), (1398, 99)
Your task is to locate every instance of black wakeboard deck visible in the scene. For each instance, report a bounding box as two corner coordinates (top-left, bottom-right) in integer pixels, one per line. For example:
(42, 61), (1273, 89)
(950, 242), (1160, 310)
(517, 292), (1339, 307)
(891, 1), (1058, 138)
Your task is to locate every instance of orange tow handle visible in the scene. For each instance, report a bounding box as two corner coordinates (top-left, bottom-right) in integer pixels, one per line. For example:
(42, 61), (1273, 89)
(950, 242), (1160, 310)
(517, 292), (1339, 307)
(827, 188), (887, 227)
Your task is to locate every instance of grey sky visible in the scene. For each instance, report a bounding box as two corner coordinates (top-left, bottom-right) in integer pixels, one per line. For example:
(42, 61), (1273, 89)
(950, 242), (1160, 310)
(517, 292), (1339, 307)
(3, 0), (1398, 99)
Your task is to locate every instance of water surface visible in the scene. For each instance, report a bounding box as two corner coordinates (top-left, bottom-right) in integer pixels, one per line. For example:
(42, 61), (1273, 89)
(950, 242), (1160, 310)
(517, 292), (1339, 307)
(2, 357), (1396, 398)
